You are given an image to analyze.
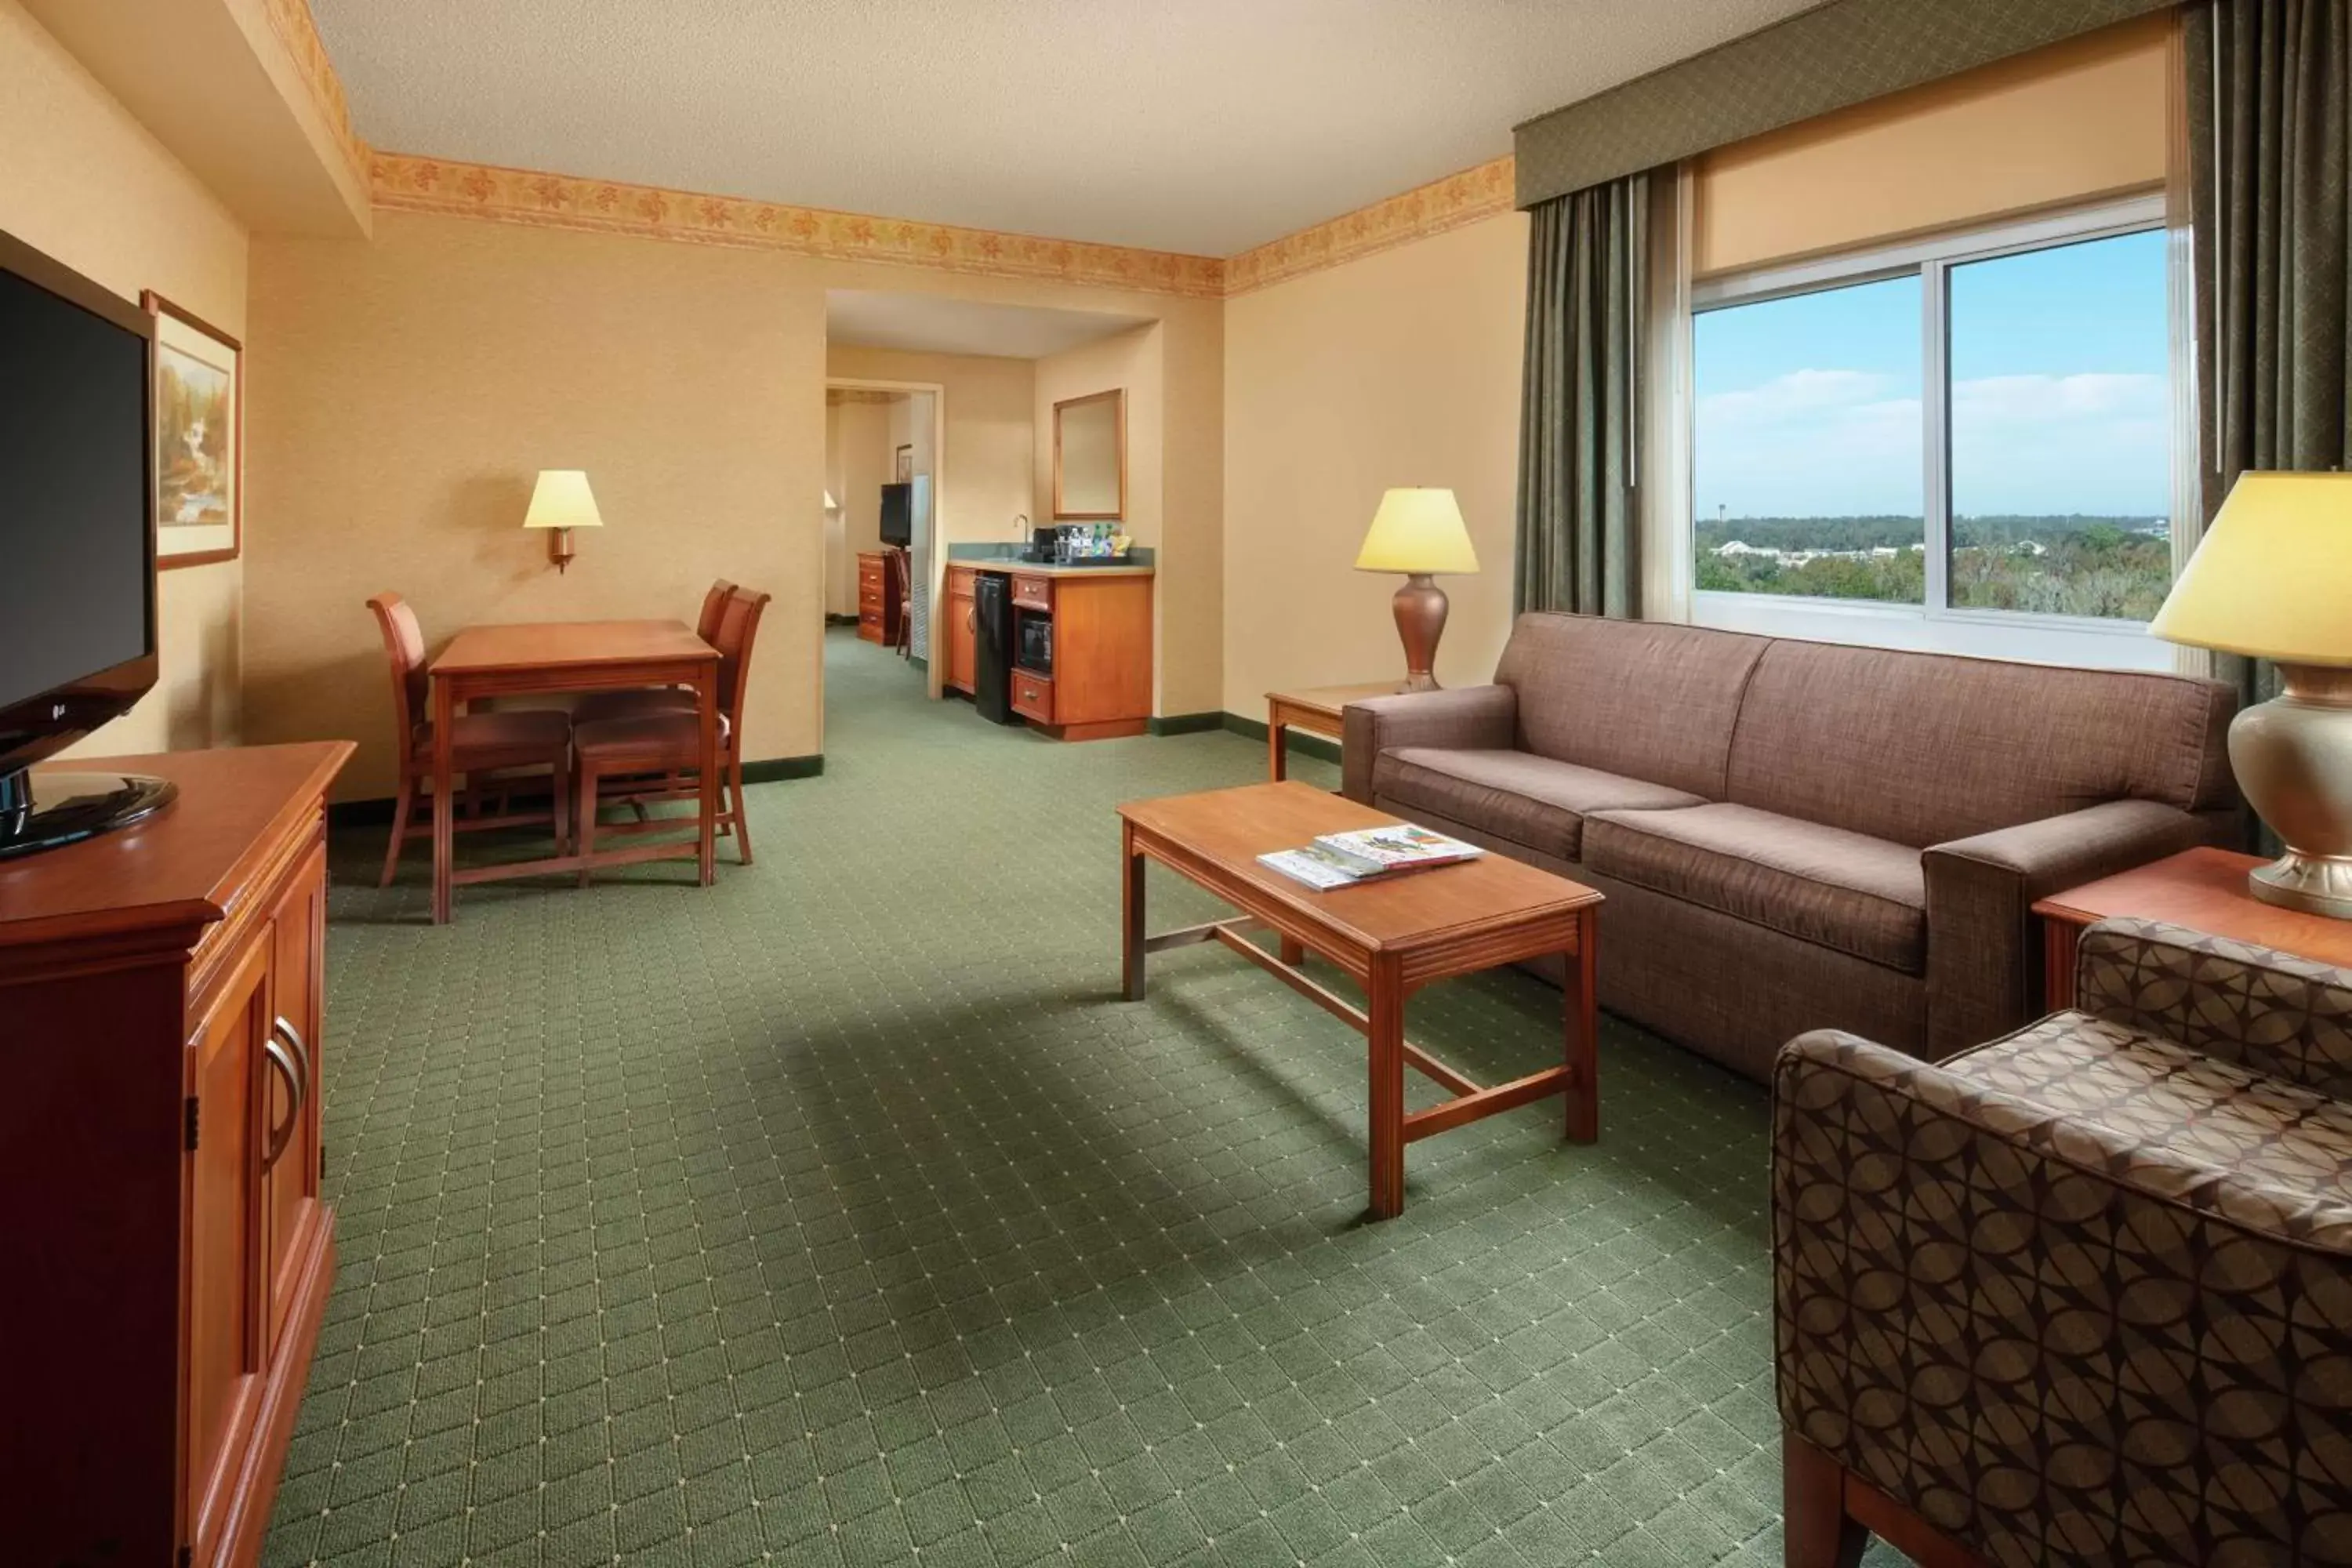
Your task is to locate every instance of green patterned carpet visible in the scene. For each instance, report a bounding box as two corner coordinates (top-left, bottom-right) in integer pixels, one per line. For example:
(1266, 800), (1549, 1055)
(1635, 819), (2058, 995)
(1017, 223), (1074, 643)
(263, 628), (1903, 1568)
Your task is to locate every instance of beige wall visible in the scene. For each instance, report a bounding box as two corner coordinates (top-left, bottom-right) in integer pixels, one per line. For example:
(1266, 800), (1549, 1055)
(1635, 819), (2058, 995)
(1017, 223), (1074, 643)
(1694, 13), (2170, 275)
(3, 0), (248, 757)
(244, 211), (1221, 796)
(245, 211), (826, 800)
(826, 398), (892, 616)
(1221, 212), (1529, 715)
(827, 344), (1037, 551)
(1033, 323), (1224, 717)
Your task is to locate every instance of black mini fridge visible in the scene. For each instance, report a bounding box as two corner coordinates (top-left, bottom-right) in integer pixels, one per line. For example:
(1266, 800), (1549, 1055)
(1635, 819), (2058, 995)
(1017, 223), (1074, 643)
(971, 572), (1018, 724)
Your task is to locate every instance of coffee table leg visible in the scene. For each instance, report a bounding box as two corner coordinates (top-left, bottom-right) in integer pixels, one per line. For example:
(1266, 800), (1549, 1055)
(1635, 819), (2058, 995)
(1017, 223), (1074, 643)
(1122, 824), (1146, 1001)
(1367, 953), (1406, 1218)
(1565, 907), (1599, 1143)
(1269, 708), (1288, 782)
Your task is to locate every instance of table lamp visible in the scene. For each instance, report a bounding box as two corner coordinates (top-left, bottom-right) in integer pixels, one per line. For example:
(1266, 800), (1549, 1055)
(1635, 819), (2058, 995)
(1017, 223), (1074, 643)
(1356, 488), (1479, 692)
(524, 469), (602, 573)
(2151, 470), (2352, 917)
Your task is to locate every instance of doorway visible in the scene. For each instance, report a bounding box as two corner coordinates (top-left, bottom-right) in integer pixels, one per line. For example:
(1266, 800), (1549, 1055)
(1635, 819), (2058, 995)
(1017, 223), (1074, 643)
(824, 379), (944, 693)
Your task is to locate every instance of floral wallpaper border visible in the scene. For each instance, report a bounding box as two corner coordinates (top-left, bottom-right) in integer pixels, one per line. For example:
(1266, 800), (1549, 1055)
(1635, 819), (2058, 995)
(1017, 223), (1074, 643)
(369, 151), (1518, 300)
(370, 153), (1230, 299)
(1223, 156), (1517, 296)
(259, 0), (369, 195)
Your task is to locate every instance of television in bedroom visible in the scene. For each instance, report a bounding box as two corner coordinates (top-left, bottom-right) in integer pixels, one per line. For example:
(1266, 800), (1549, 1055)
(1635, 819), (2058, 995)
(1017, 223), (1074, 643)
(0, 223), (173, 859)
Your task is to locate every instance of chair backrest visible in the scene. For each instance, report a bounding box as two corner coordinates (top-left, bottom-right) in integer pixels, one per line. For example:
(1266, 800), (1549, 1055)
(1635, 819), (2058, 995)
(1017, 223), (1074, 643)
(366, 593), (428, 743)
(695, 579), (736, 643)
(711, 586), (773, 739)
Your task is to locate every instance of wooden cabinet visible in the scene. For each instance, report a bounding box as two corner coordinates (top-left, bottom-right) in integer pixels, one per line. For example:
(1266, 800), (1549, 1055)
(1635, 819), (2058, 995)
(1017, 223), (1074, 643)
(946, 565), (978, 695)
(858, 548), (904, 647)
(0, 741), (350, 1568)
(1019, 571), (1154, 740)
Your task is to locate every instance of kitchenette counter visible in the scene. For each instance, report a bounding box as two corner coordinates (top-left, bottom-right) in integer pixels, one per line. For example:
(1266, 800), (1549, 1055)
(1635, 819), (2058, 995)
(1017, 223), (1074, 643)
(961, 561), (1155, 579)
(943, 555), (1152, 740)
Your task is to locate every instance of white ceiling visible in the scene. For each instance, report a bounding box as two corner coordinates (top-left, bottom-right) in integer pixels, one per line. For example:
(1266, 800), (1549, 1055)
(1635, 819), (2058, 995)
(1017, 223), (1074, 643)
(310, 0), (1822, 257)
(827, 292), (1152, 360)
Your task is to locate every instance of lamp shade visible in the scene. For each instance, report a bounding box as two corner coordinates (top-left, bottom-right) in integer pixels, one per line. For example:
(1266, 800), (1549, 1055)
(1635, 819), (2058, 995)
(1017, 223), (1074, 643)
(523, 470), (603, 531)
(2151, 472), (2352, 665)
(1356, 488), (1479, 575)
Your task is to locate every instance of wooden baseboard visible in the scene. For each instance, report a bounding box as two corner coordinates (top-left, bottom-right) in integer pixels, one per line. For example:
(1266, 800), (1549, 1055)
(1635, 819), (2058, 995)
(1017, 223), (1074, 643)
(1221, 712), (1341, 765)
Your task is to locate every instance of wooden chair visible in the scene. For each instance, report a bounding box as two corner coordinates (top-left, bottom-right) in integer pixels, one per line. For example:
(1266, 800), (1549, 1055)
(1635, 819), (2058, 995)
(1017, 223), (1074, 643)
(368, 593), (573, 888)
(888, 548), (913, 658)
(573, 578), (735, 724)
(574, 586), (771, 881)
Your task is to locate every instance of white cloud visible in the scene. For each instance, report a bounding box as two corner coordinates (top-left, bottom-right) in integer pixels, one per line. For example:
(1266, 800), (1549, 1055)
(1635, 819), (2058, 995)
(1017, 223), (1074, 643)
(1693, 367), (2172, 518)
(1951, 372), (2169, 514)
(1696, 368), (1923, 517)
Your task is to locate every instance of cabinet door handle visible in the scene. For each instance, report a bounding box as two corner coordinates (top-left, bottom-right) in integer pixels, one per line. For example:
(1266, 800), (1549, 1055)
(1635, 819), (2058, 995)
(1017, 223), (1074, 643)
(263, 1015), (310, 1169)
(967, 608), (976, 631)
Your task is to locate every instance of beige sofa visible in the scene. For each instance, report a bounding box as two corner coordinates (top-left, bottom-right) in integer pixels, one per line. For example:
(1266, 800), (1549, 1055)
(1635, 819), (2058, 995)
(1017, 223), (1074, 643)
(1341, 613), (2241, 1081)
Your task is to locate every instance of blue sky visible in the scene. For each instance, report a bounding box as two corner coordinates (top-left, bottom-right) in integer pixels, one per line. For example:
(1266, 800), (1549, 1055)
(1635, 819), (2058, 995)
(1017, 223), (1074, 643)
(1693, 229), (2170, 520)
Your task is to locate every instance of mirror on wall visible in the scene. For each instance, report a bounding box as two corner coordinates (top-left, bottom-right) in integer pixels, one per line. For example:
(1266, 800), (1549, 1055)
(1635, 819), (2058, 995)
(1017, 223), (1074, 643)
(1052, 389), (1125, 519)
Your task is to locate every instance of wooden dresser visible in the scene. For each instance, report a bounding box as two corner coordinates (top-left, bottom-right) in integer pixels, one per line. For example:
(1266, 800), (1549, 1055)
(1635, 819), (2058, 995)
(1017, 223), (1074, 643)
(0, 741), (351, 1568)
(857, 548), (904, 646)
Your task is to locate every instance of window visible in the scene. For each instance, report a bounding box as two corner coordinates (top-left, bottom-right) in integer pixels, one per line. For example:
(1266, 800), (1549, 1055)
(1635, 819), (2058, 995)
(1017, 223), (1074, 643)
(1687, 198), (2177, 661)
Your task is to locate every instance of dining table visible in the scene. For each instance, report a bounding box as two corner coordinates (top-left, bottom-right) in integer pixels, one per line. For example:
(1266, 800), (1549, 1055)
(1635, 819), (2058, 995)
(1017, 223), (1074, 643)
(426, 619), (720, 925)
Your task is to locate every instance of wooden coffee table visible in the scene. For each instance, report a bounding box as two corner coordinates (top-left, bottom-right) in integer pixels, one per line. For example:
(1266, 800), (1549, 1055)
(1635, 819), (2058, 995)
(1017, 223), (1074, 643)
(1117, 781), (1602, 1218)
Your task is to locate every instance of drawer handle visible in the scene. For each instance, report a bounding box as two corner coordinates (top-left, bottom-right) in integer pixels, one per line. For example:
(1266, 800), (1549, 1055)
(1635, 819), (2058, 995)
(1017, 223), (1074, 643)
(263, 1016), (310, 1169)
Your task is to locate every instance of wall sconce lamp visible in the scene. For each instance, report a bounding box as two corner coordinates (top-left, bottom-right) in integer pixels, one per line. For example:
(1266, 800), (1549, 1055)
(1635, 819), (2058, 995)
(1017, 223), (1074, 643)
(524, 469), (602, 572)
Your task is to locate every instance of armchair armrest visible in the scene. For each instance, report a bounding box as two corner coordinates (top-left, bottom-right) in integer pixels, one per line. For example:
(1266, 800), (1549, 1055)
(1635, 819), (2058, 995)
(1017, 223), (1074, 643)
(1339, 684), (1517, 804)
(1771, 1025), (2350, 1563)
(2076, 916), (2352, 1098)
(1921, 798), (2206, 1059)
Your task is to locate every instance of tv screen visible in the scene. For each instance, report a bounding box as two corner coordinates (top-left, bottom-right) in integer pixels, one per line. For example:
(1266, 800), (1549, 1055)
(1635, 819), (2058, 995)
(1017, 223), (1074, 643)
(1, 267), (151, 713)
(0, 239), (154, 760)
(880, 482), (912, 547)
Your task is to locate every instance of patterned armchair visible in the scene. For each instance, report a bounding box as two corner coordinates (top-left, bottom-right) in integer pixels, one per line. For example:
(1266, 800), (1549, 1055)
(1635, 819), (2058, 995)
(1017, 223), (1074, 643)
(1772, 917), (2352, 1567)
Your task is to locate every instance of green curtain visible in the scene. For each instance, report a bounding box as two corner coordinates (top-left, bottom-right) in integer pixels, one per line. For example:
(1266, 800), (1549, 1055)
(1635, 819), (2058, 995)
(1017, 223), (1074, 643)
(1515, 174), (1648, 617)
(2185, 0), (2352, 721)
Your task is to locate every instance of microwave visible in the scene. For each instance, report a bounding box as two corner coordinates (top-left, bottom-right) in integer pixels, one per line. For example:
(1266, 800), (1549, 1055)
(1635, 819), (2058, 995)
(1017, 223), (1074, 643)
(1016, 614), (1052, 675)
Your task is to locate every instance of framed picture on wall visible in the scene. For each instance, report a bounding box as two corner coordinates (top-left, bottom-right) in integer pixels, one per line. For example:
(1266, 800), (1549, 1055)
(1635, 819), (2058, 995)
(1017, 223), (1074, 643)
(143, 291), (242, 568)
(895, 444), (914, 483)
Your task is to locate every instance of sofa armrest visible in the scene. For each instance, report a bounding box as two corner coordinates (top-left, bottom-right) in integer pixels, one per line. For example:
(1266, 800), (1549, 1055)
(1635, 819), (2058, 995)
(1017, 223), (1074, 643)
(1771, 1026), (2349, 1563)
(1920, 798), (2206, 1059)
(1338, 684), (1517, 804)
(2076, 916), (2352, 1098)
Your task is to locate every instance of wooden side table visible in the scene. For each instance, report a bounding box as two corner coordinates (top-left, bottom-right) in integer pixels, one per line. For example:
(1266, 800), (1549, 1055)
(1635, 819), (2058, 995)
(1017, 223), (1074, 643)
(2034, 846), (2352, 1008)
(1265, 681), (1399, 781)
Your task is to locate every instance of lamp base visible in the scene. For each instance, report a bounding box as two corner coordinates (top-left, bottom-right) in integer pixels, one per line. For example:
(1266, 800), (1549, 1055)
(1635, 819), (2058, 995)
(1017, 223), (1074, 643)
(2231, 663), (2352, 923)
(1392, 574), (1449, 693)
(2249, 852), (2352, 919)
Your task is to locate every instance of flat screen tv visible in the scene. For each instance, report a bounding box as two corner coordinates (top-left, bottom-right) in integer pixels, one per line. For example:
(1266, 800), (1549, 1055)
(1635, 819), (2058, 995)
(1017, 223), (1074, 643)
(0, 224), (172, 859)
(880, 481), (912, 548)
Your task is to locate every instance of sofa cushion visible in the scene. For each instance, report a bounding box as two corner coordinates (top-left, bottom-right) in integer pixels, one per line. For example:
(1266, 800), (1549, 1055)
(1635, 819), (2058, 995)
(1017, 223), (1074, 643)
(1374, 748), (1705, 861)
(1493, 613), (1769, 800)
(1726, 637), (2238, 848)
(1584, 803), (1926, 973)
(1947, 1010), (2352, 1240)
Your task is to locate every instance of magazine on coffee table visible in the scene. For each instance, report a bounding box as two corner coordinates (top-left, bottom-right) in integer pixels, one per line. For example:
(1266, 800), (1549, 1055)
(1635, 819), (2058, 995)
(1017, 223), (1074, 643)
(1258, 823), (1483, 890)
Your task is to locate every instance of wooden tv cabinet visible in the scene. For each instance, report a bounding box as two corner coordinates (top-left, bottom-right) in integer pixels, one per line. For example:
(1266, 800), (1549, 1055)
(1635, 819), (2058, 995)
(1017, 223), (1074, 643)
(0, 741), (351, 1568)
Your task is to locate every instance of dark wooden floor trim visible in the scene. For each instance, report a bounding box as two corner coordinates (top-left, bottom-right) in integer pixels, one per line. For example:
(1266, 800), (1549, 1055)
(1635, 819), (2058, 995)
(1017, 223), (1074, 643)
(1221, 712), (1341, 766)
(1147, 711), (1224, 736)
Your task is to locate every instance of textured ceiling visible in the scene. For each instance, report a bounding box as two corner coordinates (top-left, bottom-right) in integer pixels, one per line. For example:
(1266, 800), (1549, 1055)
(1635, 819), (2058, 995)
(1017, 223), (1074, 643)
(309, 0), (1823, 257)
(826, 292), (1152, 360)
